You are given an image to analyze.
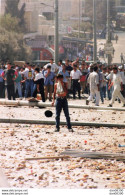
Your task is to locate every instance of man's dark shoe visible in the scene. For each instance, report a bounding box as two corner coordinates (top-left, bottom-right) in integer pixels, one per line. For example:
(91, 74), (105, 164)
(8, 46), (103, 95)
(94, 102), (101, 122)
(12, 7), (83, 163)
(55, 129), (60, 132)
(86, 100), (89, 105)
(108, 104), (112, 107)
(68, 129), (74, 132)
(122, 104), (125, 107)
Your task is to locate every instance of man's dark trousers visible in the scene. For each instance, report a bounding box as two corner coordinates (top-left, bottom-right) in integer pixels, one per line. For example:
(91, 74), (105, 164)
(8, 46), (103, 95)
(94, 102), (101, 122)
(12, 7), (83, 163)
(55, 97), (71, 130)
(7, 84), (15, 100)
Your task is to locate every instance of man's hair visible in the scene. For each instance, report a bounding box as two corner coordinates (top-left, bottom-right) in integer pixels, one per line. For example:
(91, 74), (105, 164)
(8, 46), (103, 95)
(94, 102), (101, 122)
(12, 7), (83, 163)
(47, 65), (51, 69)
(50, 59), (53, 61)
(57, 74), (63, 79)
(113, 66), (118, 71)
(59, 60), (62, 63)
(35, 67), (40, 73)
(93, 66), (98, 72)
(73, 64), (77, 67)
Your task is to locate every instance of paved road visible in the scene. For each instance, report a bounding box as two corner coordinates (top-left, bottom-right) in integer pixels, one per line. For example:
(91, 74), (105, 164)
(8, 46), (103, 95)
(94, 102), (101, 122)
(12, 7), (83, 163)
(112, 31), (125, 63)
(97, 31), (125, 64)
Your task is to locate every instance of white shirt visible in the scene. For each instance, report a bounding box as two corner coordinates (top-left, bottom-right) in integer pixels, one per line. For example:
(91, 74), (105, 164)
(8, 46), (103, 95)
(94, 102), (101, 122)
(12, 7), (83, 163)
(44, 63), (59, 73)
(112, 72), (122, 90)
(87, 71), (99, 90)
(119, 71), (125, 84)
(58, 65), (62, 72)
(70, 70), (82, 80)
(35, 72), (44, 81)
(23, 69), (34, 79)
(106, 71), (113, 81)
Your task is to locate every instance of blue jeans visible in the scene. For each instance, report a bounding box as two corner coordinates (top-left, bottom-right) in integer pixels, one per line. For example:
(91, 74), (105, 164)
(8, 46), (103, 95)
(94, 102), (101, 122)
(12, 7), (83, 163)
(15, 82), (22, 97)
(55, 97), (71, 130)
(100, 86), (106, 102)
(106, 83), (112, 100)
(25, 80), (34, 98)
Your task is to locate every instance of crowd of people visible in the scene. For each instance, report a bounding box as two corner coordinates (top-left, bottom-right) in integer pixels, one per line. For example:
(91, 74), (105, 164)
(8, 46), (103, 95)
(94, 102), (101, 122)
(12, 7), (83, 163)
(0, 58), (125, 108)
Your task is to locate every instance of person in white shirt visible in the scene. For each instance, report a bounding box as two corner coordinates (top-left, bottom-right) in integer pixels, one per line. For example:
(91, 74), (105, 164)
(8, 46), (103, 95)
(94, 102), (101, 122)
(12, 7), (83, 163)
(70, 64), (82, 99)
(118, 66), (125, 98)
(33, 68), (45, 102)
(23, 64), (35, 98)
(108, 66), (125, 107)
(58, 60), (63, 72)
(44, 59), (59, 74)
(86, 66), (100, 106)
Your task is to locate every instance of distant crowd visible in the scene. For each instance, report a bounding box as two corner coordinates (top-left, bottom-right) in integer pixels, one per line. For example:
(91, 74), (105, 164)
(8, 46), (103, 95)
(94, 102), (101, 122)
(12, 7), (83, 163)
(0, 58), (125, 107)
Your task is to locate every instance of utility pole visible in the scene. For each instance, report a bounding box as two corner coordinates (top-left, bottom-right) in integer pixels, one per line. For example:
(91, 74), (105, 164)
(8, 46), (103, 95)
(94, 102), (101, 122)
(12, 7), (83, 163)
(54, 0), (59, 64)
(107, 0), (111, 65)
(104, 0), (114, 65)
(93, 0), (97, 62)
(78, 0), (81, 39)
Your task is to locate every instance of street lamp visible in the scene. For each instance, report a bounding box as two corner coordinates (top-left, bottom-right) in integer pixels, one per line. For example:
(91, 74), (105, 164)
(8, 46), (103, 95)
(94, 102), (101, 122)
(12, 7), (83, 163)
(41, 0), (59, 64)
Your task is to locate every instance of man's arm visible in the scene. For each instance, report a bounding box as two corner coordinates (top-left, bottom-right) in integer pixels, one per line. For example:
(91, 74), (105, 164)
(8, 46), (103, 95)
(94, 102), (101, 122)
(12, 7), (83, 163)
(1, 72), (6, 80)
(13, 72), (18, 81)
(52, 84), (57, 106)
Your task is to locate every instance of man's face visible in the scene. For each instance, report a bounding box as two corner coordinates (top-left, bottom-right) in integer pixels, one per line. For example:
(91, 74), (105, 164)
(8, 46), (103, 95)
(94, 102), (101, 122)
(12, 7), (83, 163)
(62, 65), (66, 70)
(47, 68), (51, 72)
(65, 60), (69, 66)
(28, 66), (31, 70)
(7, 64), (11, 69)
(50, 60), (53, 64)
(113, 69), (117, 74)
(73, 66), (77, 70)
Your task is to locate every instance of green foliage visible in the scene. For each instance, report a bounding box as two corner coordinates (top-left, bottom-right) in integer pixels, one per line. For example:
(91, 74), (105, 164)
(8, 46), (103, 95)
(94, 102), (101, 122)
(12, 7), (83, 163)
(0, 14), (32, 62)
(0, 27), (32, 63)
(0, 14), (20, 32)
(5, 0), (26, 32)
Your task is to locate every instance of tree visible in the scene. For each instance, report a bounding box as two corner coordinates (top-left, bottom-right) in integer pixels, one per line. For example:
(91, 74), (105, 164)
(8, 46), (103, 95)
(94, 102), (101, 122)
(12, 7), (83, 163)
(5, 0), (26, 32)
(0, 14), (20, 32)
(0, 16), (32, 63)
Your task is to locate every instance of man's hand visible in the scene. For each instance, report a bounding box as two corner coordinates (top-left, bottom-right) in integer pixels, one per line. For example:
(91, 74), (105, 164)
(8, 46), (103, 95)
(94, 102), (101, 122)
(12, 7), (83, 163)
(52, 102), (55, 107)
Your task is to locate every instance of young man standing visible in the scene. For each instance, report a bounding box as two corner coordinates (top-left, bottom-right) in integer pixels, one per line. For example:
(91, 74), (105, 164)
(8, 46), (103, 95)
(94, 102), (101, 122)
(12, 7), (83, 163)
(44, 59), (59, 74)
(52, 74), (73, 132)
(2, 63), (17, 100)
(0, 65), (5, 98)
(33, 67), (45, 102)
(15, 67), (22, 99)
(24, 64), (34, 98)
(86, 66), (100, 106)
(108, 66), (125, 107)
(70, 64), (82, 99)
(44, 65), (55, 101)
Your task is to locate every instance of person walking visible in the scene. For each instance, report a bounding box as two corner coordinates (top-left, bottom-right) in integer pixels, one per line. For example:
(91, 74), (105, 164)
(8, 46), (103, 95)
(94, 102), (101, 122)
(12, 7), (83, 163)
(52, 74), (73, 132)
(2, 63), (17, 100)
(86, 66), (100, 106)
(108, 66), (125, 107)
